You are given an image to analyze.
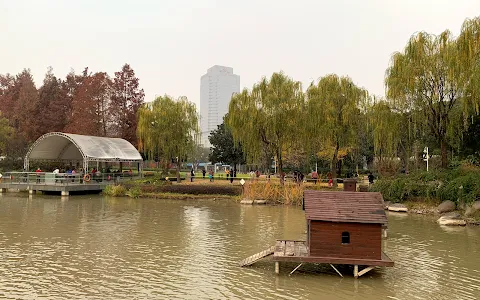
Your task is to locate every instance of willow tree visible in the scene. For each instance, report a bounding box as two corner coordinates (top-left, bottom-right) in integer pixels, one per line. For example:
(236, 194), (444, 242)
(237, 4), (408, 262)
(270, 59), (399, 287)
(457, 17), (480, 115)
(227, 72), (303, 182)
(137, 95), (199, 182)
(306, 75), (368, 182)
(368, 100), (421, 173)
(385, 30), (466, 168)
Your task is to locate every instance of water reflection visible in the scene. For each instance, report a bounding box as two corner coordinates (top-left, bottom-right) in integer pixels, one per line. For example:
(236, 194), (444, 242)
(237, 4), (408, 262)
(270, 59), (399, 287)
(0, 195), (478, 299)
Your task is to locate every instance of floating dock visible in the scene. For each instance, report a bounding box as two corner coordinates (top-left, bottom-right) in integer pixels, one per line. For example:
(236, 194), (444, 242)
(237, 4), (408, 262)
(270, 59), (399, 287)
(0, 172), (130, 196)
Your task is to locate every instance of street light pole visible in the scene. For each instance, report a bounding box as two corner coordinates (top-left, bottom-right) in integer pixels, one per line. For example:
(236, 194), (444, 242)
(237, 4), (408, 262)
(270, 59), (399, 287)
(423, 147), (429, 172)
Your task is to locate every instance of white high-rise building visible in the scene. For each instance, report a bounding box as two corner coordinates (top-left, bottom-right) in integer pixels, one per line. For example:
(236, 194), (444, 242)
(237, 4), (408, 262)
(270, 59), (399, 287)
(200, 65), (240, 147)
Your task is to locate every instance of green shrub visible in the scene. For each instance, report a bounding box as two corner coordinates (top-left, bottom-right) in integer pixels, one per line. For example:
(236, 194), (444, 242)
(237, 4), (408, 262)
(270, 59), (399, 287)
(126, 186), (141, 198)
(437, 172), (480, 204)
(103, 185), (127, 197)
(371, 167), (480, 204)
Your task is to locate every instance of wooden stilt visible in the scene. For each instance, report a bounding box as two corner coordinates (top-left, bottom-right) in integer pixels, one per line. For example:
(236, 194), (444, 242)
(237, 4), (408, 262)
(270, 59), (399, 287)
(354, 265), (359, 278)
(289, 263), (303, 276)
(275, 262), (279, 274)
(357, 266), (375, 277)
(330, 264), (343, 277)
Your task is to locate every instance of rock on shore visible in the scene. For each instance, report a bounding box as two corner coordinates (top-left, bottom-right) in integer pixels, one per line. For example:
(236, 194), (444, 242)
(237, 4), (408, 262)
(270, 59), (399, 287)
(437, 200), (456, 213)
(437, 213), (466, 226)
(465, 200), (480, 218)
(240, 199), (254, 205)
(388, 203), (408, 213)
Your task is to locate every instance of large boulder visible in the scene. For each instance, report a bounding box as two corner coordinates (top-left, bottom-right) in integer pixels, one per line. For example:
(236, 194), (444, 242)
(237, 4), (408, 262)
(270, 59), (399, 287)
(437, 213), (466, 226)
(465, 201), (480, 218)
(437, 200), (456, 213)
(388, 203), (408, 213)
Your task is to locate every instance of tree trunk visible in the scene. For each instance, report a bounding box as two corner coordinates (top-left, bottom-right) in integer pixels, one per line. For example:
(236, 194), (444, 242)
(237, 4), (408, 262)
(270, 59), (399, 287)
(440, 139), (448, 168)
(337, 158), (342, 179)
(331, 141), (339, 187)
(176, 159), (181, 183)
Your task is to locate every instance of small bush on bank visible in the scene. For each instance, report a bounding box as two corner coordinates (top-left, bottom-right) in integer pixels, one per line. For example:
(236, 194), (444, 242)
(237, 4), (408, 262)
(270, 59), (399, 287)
(103, 185), (127, 197)
(126, 186), (141, 198)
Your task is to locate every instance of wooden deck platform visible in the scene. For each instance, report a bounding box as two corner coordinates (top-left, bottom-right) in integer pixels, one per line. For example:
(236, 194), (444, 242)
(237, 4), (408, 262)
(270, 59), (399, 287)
(272, 240), (394, 267)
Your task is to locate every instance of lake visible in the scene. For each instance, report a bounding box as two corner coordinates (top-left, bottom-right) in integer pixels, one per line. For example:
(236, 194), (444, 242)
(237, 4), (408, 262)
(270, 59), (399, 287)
(0, 193), (479, 299)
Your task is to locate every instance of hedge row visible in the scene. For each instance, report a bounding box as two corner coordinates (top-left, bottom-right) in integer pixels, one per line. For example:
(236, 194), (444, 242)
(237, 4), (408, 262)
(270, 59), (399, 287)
(123, 183), (242, 196)
(370, 168), (480, 204)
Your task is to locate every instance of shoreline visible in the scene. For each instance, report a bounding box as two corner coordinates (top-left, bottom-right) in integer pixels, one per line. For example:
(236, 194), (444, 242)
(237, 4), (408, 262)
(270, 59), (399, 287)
(385, 200), (480, 226)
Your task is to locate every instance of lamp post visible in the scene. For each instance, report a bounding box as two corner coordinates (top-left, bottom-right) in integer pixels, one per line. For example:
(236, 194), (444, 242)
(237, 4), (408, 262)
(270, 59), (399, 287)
(423, 147), (429, 172)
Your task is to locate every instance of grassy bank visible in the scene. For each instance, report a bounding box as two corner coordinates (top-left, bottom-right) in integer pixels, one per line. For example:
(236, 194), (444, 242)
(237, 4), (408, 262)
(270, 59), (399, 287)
(103, 176), (242, 199)
(370, 165), (480, 206)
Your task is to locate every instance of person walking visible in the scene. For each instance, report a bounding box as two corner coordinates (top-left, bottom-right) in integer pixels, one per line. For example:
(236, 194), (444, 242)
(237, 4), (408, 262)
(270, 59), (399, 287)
(312, 170), (318, 184)
(190, 169), (195, 182)
(368, 172), (375, 185)
(327, 172), (333, 187)
(202, 169), (206, 179)
(209, 170), (214, 182)
(35, 167), (42, 183)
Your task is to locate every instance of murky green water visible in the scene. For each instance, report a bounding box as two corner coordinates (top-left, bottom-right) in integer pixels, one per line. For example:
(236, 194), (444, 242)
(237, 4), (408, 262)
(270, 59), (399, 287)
(0, 193), (479, 299)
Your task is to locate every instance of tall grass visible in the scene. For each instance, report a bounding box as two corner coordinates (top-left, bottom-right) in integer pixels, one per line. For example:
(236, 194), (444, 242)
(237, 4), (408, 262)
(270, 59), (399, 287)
(243, 181), (304, 205)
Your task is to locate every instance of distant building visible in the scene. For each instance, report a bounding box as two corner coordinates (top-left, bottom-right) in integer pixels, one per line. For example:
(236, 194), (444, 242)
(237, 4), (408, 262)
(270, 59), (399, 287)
(200, 65), (240, 147)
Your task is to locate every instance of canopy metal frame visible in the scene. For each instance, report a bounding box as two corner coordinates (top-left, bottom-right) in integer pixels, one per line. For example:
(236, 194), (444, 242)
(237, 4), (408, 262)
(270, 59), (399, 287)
(24, 132), (143, 174)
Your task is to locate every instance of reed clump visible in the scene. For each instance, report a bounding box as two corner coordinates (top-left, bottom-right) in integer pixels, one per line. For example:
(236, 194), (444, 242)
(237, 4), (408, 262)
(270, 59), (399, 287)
(242, 181), (304, 205)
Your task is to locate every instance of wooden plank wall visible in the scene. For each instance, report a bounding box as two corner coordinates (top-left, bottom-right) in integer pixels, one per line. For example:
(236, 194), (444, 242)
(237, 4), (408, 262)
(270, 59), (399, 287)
(309, 221), (382, 259)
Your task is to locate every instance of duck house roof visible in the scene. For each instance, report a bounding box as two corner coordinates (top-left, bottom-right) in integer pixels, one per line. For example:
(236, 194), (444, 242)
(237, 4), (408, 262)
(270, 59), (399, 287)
(304, 190), (387, 225)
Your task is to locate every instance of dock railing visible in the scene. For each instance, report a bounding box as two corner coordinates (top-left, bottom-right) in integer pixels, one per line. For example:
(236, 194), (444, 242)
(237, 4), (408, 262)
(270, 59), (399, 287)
(0, 172), (138, 186)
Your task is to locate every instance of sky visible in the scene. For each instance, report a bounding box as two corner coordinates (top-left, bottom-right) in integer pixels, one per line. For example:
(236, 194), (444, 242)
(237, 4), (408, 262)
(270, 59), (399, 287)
(2, 0), (480, 108)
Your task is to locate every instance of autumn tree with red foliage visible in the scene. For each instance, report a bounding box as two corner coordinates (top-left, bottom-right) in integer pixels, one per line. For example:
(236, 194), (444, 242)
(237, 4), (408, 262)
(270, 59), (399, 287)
(110, 64), (145, 146)
(0, 74), (16, 120)
(37, 67), (70, 134)
(11, 69), (40, 143)
(0, 63), (145, 160)
(65, 69), (113, 136)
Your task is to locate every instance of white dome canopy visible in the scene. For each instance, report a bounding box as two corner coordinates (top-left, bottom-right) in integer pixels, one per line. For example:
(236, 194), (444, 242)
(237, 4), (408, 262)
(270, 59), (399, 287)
(25, 132), (143, 170)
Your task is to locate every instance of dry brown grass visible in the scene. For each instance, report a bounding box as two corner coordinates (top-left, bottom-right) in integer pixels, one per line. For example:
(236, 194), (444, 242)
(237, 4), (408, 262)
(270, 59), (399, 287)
(242, 181), (304, 205)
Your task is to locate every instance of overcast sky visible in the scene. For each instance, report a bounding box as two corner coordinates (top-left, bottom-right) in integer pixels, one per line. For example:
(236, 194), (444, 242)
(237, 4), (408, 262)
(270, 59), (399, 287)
(2, 0), (479, 108)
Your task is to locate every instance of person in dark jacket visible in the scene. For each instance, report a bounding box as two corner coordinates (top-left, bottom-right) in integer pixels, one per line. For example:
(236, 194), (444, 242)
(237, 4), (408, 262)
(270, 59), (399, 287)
(368, 172), (375, 185)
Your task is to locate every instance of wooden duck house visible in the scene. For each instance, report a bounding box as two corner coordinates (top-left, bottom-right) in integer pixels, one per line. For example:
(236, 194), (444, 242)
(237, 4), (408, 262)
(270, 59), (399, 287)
(240, 188), (394, 278)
